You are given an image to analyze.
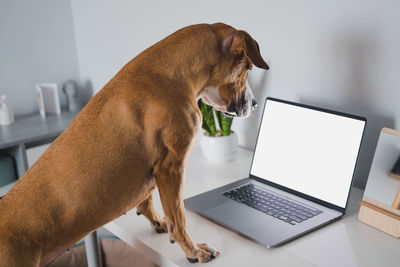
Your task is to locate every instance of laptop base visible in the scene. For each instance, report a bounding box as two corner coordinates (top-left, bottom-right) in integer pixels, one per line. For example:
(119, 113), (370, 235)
(184, 178), (343, 247)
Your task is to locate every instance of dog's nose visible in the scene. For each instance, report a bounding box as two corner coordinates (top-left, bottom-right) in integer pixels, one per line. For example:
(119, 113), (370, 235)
(251, 99), (258, 110)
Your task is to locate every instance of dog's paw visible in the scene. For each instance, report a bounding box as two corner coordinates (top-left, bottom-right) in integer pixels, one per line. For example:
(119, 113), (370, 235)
(186, 243), (219, 263)
(151, 219), (168, 234)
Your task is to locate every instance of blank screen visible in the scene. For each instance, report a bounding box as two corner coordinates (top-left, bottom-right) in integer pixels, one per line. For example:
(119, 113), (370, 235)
(250, 99), (365, 208)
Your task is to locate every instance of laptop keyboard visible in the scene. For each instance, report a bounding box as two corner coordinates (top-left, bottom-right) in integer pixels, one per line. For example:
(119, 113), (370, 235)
(222, 183), (323, 225)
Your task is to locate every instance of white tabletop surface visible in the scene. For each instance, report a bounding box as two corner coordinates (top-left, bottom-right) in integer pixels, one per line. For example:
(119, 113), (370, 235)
(105, 145), (400, 267)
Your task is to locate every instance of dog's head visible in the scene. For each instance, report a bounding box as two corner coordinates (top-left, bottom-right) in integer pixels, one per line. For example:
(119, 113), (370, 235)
(201, 29), (269, 118)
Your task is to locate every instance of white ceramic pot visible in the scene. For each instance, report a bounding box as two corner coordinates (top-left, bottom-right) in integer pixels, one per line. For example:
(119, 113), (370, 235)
(200, 132), (238, 163)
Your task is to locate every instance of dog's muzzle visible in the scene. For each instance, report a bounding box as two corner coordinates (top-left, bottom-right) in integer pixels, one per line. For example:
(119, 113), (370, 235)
(227, 97), (257, 117)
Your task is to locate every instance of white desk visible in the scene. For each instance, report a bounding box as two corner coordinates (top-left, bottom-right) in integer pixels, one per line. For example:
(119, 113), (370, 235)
(105, 146), (399, 267)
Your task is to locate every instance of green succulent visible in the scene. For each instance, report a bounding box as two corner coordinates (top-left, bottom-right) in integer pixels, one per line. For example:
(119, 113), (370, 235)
(198, 99), (233, 137)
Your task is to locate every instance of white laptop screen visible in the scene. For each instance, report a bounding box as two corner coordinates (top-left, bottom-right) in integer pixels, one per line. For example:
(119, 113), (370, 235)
(250, 99), (365, 209)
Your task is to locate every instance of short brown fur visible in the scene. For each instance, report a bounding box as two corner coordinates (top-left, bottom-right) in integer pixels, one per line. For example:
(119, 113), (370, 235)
(0, 23), (268, 266)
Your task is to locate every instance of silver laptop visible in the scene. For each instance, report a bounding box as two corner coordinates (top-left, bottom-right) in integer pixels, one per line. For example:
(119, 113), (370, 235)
(185, 97), (366, 247)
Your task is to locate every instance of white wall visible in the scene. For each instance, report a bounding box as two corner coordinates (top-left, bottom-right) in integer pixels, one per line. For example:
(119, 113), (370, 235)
(70, 0), (400, 189)
(0, 0), (80, 116)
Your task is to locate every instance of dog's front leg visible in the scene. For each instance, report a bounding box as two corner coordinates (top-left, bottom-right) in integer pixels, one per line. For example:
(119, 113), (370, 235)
(136, 192), (168, 233)
(155, 156), (219, 263)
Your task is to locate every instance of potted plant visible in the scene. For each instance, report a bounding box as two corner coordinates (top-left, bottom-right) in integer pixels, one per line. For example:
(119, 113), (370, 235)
(198, 99), (238, 162)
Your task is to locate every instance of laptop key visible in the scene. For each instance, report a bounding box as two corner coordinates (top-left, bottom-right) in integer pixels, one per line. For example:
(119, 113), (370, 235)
(289, 215), (303, 223)
(301, 212), (312, 218)
(279, 215), (289, 221)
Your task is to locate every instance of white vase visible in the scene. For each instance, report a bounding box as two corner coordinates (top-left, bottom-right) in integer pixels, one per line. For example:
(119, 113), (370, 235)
(200, 132), (238, 163)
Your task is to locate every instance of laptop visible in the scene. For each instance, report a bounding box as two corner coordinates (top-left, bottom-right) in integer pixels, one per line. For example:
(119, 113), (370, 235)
(185, 97), (366, 247)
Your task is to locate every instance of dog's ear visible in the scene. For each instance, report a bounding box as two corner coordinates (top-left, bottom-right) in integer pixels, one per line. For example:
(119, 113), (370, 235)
(239, 31), (269, 70)
(221, 32), (240, 56)
(222, 31), (269, 70)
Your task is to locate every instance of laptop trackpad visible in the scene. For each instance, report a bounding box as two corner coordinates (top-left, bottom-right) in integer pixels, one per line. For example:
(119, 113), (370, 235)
(203, 201), (265, 230)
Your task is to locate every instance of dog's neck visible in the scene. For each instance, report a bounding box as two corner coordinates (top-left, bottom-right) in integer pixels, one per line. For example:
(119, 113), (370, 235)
(129, 26), (224, 100)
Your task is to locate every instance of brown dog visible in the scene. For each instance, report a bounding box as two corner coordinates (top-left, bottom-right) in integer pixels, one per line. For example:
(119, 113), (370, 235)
(0, 23), (268, 266)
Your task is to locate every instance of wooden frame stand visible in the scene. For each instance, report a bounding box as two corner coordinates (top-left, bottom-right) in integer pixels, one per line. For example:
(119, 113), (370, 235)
(358, 128), (400, 238)
(359, 198), (400, 238)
